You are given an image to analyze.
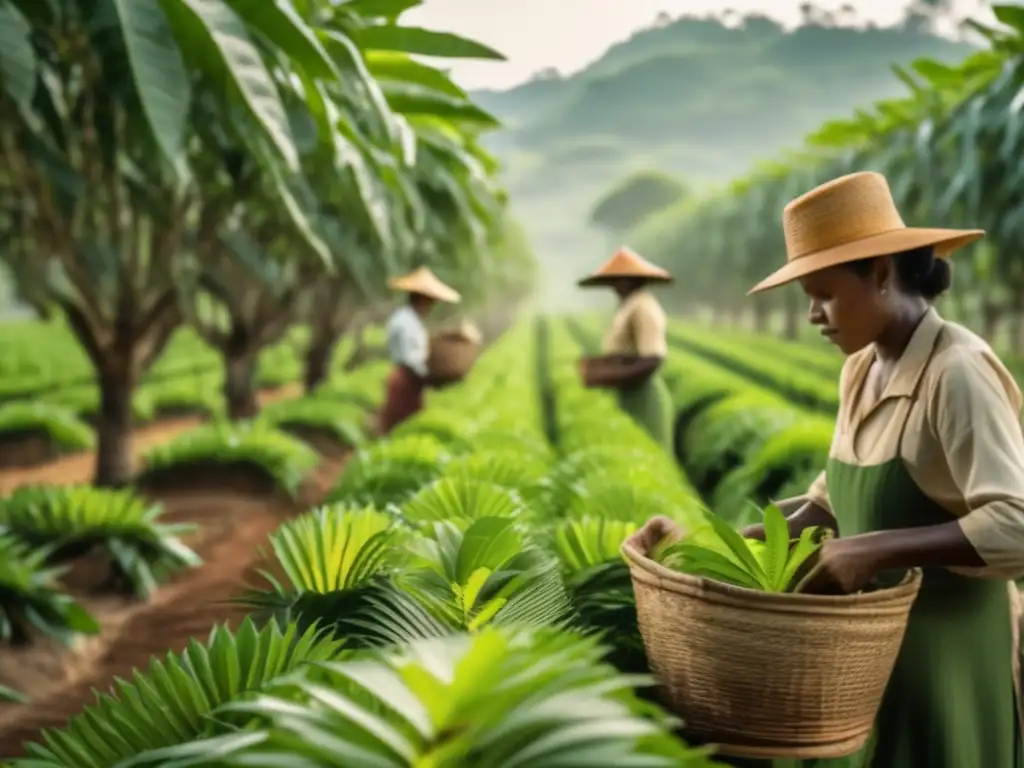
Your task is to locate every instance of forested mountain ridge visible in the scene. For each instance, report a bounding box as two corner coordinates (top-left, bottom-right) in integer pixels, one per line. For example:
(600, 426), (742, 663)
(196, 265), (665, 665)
(474, 12), (976, 308)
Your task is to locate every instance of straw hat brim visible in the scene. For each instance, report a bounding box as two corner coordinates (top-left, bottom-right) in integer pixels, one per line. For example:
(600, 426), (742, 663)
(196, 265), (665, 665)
(578, 273), (674, 288)
(747, 227), (985, 295)
(387, 275), (461, 303)
(409, 287), (461, 303)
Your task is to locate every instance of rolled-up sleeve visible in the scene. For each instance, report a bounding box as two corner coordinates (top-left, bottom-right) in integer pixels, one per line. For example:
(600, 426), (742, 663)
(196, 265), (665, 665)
(932, 349), (1024, 578)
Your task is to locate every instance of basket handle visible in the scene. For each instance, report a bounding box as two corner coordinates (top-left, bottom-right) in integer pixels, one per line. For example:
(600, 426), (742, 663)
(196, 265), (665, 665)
(622, 515), (687, 561)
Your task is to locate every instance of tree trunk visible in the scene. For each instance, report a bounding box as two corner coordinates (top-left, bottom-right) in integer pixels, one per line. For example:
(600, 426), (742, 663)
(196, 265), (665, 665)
(304, 333), (338, 393)
(782, 288), (801, 340)
(1013, 290), (1024, 357)
(224, 351), (258, 420)
(982, 300), (1002, 345)
(751, 296), (769, 333)
(94, 365), (136, 488)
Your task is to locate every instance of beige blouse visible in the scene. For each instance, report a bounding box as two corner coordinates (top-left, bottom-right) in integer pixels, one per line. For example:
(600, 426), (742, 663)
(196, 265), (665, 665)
(780, 307), (1024, 580)
(602, 290), (668, 357)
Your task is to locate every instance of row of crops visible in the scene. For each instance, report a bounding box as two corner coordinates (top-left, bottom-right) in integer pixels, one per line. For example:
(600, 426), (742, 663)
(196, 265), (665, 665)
(564, 313), (835, 526)
(1, 318), (735, 766)
(0, 322), (391, 467)
(0, 309), (891, 764)
(0, 361), (388, 661)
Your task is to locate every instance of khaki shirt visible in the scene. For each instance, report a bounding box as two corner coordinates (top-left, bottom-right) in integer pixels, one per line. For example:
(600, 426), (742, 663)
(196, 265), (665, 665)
(602, 290), (668, 357)
(784, 308), (1024, 579)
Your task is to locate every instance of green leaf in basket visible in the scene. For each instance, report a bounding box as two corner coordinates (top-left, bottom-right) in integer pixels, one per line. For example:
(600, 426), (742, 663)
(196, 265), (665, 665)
(702, 509), (768, 588)
(760, 503), (790, 591)
(781, 526), (825, 592)
(661, 542), (764, 591)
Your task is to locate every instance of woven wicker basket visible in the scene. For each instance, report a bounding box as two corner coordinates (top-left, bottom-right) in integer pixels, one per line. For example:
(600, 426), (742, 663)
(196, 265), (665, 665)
(579, 355), (636, 388)
(622, 526), (922, 759)
(428, 333), (479, 381)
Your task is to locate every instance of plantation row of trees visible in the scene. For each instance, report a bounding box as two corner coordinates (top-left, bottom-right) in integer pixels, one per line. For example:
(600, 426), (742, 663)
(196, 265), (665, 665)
(625, 4), (1024, 344)
(0, 0), (536, 485)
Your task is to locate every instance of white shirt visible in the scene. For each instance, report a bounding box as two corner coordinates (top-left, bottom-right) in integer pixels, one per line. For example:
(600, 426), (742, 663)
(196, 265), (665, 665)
(386, 306), (428, 377)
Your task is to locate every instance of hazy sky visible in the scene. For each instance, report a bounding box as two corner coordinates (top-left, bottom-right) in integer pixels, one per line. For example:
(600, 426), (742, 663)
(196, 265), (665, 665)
(403, 0), (984, 89)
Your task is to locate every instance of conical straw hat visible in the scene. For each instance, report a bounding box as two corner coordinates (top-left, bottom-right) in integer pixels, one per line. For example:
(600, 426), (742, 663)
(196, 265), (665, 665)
(748, 172), (984, 294)
(387, 267), (461, 303)
(578, 247), (673, 287)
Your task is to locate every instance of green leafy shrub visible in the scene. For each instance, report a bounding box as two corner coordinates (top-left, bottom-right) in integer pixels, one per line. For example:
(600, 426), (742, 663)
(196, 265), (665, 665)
(139, 422), (319, 496)
(0, 485), (201, 597)
(0, 533), (99, 646)
(326, 435), (450, 507)
(19, 619), (343, 767)
(658, 505), (825, 593)
(258, 396), (365, 449)
(0, 402), (94, 451)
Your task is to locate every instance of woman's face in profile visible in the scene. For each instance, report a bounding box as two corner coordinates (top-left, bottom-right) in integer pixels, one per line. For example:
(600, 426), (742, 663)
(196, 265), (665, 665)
(799, 265), (887, 355)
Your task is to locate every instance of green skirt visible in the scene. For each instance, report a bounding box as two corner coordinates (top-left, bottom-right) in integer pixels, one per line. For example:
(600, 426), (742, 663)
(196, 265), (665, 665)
(617, 374), (673, 451)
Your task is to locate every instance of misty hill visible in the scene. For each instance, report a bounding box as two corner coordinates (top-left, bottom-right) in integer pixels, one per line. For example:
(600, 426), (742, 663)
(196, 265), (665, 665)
(476, 13), (975, 309)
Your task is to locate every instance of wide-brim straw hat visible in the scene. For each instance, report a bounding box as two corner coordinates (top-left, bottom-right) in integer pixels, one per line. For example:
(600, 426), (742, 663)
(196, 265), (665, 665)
(387, 267), (461, 303)
(578, 247), (673, 287)
(748, 171), (984, 294)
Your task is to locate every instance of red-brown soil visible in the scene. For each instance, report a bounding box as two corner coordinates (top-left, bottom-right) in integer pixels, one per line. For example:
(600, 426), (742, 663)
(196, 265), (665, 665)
(0, 382), (353, 759)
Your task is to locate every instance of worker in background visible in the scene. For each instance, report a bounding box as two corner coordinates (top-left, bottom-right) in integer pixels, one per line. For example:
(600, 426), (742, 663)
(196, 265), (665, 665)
(578, 247), (674, 450)
(379, 267), (461, 435)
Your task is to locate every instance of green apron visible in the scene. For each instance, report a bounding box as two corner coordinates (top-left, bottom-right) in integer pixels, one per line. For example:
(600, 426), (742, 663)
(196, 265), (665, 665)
(617, 374), (672, 451)
(729, 392), (1021, 767)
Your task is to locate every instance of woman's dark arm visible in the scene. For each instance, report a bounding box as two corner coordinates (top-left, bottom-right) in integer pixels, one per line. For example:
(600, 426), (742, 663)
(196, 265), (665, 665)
(843, 521), (985, 570)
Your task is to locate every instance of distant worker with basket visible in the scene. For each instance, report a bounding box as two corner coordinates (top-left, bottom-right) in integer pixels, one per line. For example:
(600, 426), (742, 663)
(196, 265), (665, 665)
(379, 267), (478, 435)
(732, 171), (1024, 766)
(577, 247), (675, 450)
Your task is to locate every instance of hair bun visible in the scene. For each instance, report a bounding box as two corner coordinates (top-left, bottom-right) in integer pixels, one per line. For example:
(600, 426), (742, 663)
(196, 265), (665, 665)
(918, 258), (952, 300)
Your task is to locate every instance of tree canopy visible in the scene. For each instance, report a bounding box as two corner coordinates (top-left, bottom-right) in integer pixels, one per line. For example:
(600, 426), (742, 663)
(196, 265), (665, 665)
(0, 0), (535, 485)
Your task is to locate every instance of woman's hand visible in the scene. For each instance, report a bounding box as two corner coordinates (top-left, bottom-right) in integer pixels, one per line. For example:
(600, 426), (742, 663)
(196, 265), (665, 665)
(798, 536), (885, 595)
(740, 523), (765, 540)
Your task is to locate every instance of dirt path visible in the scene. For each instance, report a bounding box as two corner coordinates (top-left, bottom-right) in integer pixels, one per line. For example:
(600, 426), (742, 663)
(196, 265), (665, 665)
(0, 450), (348, 759)
(0, 384), (301, 492)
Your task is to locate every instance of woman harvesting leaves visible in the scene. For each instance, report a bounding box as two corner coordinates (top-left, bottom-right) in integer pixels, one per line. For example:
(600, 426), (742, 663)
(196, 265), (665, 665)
(577, 247), (674, 450)
(742, 171), (1024, 766)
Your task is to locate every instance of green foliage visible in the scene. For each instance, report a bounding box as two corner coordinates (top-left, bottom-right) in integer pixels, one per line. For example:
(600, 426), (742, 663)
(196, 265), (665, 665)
(326, 434), (451, 507)
(258, 396), (367, 450)
(0, 485), (200, 597)
(0, 533), (99, 646)
(0, 402), (94, 451)
(20, 619), (344, 768)
(659, 505), (825, 592)
(5, 320), (742, 766)
(140, 422), (320, 496)
(134, 627), (719, 767)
